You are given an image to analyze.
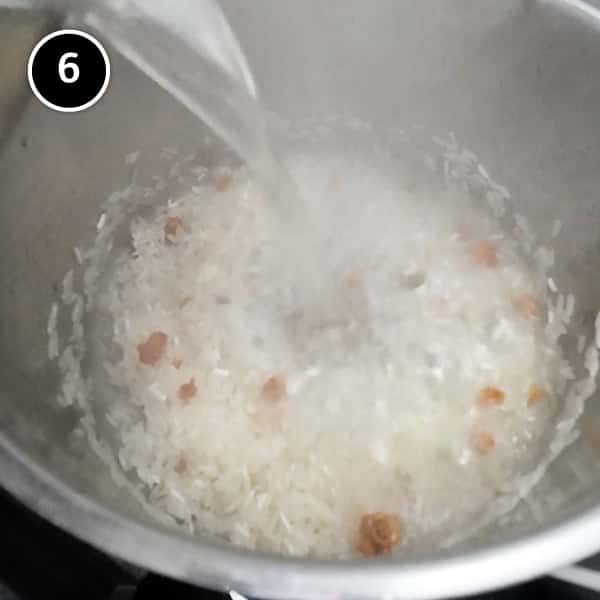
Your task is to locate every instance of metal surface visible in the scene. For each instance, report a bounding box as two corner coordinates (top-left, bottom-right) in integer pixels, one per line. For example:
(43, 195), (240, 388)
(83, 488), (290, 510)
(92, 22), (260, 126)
(2, 1), (600, 598)
(0, 9), (54, 142)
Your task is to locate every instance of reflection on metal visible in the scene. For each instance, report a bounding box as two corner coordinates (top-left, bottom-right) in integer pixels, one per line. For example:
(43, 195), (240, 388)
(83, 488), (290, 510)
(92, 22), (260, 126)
(553, 0), (600, 22)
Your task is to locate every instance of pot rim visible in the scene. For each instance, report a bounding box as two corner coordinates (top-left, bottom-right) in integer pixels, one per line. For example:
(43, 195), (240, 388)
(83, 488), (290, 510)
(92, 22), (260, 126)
(2, 432), (599, 600)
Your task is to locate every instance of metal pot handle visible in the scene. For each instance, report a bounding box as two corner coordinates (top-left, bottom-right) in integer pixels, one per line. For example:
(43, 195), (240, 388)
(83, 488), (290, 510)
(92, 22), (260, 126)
(552, 565), (600, 591)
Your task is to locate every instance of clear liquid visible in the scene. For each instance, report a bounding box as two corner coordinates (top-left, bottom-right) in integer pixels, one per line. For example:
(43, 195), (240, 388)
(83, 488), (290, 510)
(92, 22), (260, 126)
(82, 0), (327, 309)
(82, 0), (267, 166)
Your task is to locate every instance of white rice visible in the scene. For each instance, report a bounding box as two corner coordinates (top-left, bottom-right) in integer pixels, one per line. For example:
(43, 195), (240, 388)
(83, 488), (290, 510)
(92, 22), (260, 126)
(93, 160), (570, 557)
(73, 246), (83, 265)
(51, 126), (598, 560)
(160, 146), (178, 160)
(125, 151), (140, 166)
(566, 294), (576, 322)
(552, 219), (562, 238)
(96, 212), (107, 231)
(515, 213), (535, 247)
(47, 302), (59, 360)
(61, 269), (75, 305)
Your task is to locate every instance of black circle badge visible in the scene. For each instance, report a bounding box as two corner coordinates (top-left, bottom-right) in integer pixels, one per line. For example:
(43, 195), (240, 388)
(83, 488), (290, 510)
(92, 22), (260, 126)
(28, 29), (110, 113)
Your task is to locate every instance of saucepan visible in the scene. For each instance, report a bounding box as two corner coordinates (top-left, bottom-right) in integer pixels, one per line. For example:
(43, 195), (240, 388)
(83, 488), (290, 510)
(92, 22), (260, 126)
(2, 1), (600, 598)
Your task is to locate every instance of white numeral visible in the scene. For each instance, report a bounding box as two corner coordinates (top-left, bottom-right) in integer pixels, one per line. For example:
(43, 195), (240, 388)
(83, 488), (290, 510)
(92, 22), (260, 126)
(58, 52), (79, 83)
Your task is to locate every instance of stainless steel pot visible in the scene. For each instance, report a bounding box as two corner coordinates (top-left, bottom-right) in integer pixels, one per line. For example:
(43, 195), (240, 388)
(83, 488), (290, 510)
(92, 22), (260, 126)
(3, 1), (600, 598)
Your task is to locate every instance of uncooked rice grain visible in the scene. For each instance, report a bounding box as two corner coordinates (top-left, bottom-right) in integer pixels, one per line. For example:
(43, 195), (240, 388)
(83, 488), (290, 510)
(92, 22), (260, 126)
(47, 303), (59, 360)
(552, 219), (562, 238)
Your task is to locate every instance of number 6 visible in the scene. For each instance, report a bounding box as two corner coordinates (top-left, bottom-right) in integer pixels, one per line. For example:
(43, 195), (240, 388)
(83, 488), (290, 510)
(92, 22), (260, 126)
(58, 52), (79, 83)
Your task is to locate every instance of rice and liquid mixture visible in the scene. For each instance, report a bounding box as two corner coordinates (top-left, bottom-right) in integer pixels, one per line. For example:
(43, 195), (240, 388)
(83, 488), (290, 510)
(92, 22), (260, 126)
(52, 126), (596, 559)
